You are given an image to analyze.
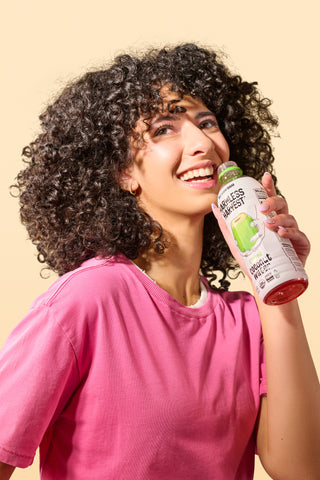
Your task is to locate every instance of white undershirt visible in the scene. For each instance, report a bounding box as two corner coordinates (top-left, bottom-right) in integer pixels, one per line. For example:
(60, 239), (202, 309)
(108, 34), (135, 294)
(189, 279), (208, 308)
(131, 261), (208, 308)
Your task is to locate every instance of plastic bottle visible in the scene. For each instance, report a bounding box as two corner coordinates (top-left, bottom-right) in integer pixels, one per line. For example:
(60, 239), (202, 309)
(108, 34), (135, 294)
(216, 161), (308, 305)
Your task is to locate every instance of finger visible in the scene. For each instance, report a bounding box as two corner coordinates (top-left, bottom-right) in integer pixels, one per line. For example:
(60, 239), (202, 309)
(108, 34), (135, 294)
(264, 213), (299, 231)
(261, 172), (277, 197)
(276, 228), (311, 267)
(277, 226), (310, 247)
(211, 204), (249, 274)
(276, 225), (309, 246)
(260, 172), (289, 215)
(211, 203), (232, 240)
(259, 195), (289, 216)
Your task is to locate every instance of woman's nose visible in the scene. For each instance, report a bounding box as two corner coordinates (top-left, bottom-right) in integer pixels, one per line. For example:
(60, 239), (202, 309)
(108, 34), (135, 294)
(182, 122), (215, 157)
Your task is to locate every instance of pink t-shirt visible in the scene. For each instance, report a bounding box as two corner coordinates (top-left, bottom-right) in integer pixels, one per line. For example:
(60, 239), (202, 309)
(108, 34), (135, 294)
(0, 255), (266, 479)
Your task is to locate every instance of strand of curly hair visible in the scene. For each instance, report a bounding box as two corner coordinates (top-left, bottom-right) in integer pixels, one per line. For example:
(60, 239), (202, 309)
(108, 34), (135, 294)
(13, 43), (279, 289)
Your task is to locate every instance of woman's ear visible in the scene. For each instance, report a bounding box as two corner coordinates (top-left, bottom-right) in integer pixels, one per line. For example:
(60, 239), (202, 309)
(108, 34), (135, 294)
(118, 169), (140, 196)
(118, 170), (131, 191)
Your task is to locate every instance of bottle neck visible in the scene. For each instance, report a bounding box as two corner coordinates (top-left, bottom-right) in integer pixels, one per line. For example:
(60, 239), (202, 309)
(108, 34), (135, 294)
(219, 166), (243, 185)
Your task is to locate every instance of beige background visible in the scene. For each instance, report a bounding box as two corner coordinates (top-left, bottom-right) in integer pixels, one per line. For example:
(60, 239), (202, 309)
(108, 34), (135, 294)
(1, 0), (319, 478)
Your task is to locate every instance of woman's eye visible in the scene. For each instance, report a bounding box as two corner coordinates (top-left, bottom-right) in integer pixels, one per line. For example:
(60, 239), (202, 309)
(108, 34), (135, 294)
(153, 124), (174, 137)
(200, 119), (218, 129)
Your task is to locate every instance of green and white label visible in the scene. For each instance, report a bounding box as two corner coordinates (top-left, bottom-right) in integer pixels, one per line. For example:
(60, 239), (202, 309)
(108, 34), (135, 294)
(218, 176), (307, 302)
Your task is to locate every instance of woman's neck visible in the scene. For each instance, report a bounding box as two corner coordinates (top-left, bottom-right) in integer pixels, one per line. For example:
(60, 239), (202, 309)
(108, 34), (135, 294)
(134, 217), (204, 306)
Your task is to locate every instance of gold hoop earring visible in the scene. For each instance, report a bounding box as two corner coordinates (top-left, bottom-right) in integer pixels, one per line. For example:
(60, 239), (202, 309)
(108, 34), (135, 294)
(129, 184), (137, 196)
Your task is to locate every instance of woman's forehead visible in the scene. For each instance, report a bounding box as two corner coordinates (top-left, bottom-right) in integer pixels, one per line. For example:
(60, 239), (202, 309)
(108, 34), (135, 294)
(140, 90), (209, 124)
(131, 93), (212, 146)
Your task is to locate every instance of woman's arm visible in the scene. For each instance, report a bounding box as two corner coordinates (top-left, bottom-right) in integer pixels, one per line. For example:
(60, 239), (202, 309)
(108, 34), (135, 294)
(255, 298), (320, 479)
(0, 462), (15, 480)
(213, 174), (320, 479)
(253, 174), (320, 478)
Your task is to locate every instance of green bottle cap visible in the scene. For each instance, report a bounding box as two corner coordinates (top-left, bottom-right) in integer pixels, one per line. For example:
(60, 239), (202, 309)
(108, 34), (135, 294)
(217, 161), (243, 182)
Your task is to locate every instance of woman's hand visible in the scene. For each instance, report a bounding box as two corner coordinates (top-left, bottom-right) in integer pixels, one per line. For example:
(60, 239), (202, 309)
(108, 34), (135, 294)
(212, 172), (311, 270)
(211, 202), (249, 274)
(259, 172), (310, 267)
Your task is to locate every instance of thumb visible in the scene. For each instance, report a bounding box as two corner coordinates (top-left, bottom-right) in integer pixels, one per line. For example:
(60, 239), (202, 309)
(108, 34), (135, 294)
(211, 203), (233, 245)
(211, 203), (248, 274)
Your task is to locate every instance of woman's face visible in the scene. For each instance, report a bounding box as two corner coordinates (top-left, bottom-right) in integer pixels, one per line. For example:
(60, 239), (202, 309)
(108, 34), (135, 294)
(127, 91), (230, 226)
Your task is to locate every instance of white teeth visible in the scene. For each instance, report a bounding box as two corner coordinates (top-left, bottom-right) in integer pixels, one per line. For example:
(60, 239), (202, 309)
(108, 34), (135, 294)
(179, 166), (214, 181)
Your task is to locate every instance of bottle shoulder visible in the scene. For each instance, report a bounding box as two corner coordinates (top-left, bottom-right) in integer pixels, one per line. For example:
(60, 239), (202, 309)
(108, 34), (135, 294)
(219, 175), (263, 191)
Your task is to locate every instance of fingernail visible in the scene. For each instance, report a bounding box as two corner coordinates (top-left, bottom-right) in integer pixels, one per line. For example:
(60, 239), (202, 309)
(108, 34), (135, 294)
(263, 172), (272, 178)
(278, 226), (287, 232)
(211, 203), (217, 211)
(259, 203), (269, 212)
(265, 218), (275, 224)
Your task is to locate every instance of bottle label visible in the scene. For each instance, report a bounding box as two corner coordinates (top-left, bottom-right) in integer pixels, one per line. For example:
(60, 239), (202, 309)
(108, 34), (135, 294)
(218, 176), (308, 302)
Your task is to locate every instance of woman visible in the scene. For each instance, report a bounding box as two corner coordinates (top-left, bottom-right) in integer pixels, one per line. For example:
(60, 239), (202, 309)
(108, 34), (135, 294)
(0, 43), (319, 479)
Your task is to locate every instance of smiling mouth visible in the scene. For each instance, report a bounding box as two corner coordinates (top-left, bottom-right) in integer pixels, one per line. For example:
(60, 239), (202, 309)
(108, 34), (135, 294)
(178, 166), (214, 182)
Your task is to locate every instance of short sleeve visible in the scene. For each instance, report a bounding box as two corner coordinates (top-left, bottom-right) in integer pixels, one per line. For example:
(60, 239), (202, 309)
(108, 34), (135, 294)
(0, 305), (80, 468)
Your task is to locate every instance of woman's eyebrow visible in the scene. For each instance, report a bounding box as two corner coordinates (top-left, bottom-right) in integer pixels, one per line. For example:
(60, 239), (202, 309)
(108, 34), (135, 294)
(196, 111), (216, 119)
(150, 114), (181, 126)
(149, 110), (216, 127)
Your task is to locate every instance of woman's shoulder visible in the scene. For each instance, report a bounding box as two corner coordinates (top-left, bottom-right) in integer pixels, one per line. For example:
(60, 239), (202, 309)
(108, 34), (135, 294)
(13, 255), (134, 354)
(30, 255), (131, 311)
(207, 286), (260, 322)
(202, 277), (255, 307)
(217, 289), (255, 303)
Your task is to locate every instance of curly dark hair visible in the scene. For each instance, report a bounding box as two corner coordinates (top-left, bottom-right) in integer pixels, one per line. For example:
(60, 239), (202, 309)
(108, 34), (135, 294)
(14, 43), (279, 288)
